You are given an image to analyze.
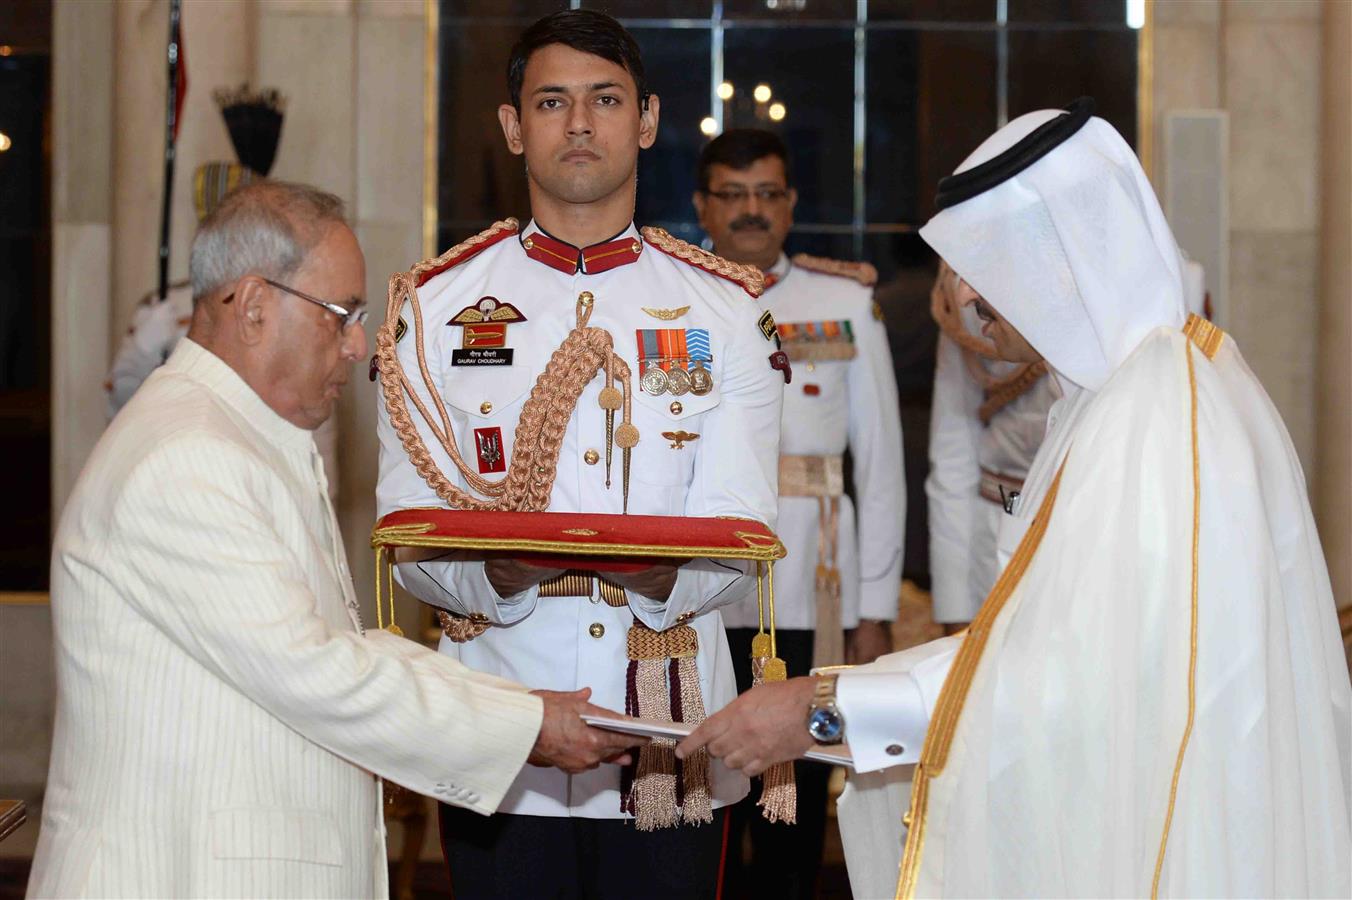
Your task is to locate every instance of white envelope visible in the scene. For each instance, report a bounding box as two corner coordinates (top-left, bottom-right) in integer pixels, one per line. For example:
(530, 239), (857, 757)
(582, 712), (853, 767)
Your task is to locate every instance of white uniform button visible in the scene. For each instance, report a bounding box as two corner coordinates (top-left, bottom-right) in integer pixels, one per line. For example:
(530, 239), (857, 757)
(583, 448), (600, 465)
(885, 743), (905, 756)
(588, 622), (605, 638)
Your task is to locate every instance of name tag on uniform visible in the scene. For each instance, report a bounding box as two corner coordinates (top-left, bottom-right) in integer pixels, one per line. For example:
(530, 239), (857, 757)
(452, 348), (514, 366)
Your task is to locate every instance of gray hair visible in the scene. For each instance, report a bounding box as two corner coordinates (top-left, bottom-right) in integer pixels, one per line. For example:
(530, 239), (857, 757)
(189, 180), (347, 303)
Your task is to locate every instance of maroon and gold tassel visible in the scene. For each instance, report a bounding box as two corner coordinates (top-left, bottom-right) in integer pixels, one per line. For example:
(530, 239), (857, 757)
(622, 622), (708, 830)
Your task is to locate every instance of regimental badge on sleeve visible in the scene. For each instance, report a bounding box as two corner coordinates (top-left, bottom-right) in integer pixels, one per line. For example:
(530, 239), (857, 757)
(448, 296), (526, 366)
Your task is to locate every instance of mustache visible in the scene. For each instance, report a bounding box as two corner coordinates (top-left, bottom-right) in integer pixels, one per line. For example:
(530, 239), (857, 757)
(729, 214), (772, 232)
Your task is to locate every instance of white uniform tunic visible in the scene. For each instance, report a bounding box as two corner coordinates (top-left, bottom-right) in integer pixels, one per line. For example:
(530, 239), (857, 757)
(376, 221), (784, 819)
(722, 254), (905, 633)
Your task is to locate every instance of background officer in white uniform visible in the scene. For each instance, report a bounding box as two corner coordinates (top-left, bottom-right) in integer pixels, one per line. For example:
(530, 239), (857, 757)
(375, 12), (783, 898)
(691, 128), (904, 900)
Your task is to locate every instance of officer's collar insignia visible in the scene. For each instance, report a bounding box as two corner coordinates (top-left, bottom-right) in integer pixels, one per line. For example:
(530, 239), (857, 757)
(394, 317), (407, 343)
(641, 306), (690, 321)
(448, 296), (526, 350)
(521, 227), (643, 276)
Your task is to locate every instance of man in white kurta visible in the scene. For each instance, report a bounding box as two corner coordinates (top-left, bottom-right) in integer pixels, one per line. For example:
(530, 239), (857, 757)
(680, 100), (1351, 899)
(29, 182), (634, 899)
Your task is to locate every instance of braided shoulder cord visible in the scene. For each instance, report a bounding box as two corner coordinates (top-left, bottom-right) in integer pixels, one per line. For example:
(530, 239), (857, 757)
(376, 222), (636, 512)
(641, 226), (765, 297)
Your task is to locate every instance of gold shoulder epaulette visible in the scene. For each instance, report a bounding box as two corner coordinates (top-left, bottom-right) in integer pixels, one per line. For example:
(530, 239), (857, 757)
(642, 226), (765, 298)
(791, 253), (878, 287)
(413, 218), (519, 288)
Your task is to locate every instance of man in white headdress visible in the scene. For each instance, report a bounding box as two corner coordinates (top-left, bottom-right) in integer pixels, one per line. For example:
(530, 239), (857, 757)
(926, 254), (1208, 629)
(678, 98), (1351, 898)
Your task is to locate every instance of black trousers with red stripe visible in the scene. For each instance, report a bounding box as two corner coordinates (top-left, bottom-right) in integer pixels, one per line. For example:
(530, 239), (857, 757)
(439, 804), (727, 900)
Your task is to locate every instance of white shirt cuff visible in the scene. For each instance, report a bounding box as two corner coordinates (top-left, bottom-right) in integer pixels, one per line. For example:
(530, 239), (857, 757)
(837, 671), (928, 773)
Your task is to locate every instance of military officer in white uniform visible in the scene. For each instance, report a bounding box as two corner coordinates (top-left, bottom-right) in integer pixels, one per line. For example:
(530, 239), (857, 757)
(691, 129), (904, 900)
(374, 12), (783, 898)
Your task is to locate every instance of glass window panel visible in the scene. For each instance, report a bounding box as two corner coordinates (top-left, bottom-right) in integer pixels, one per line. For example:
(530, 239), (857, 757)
(724, 0), (855, 21)
(436, 23), (534, 248)
(630, 27), (712, 229)
(1007, 28), (1137, 149)
(441, 0), (564, 19)
(723, 26), (856, 224)
(581, 0), (714, 17)
(868, 0), (996, 22)
(1007, 0), (1128, 24)
(866, 28), (997, 224)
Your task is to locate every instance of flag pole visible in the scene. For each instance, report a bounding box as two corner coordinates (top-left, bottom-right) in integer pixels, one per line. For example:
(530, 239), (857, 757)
(157, 0), (183, 301)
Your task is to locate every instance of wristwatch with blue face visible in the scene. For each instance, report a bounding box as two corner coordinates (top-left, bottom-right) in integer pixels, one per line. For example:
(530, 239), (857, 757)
(806, 674), (845, 744)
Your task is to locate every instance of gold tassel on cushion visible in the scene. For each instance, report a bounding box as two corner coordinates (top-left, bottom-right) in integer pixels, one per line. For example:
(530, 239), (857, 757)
(751, 564), (797, 824)
(621, 622), (710, 830)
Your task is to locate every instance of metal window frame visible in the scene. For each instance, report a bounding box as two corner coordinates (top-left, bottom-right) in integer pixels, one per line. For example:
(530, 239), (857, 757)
(425, 0), (1150, 260)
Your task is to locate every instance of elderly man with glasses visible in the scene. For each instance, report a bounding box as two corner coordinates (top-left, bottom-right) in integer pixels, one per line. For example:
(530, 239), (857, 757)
(28, 180), (640, 899)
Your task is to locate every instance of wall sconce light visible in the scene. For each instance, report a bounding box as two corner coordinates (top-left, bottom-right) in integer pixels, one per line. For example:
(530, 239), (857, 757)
(699, 116), (718, 136)
(717, 82), (734, 101)
(768, 102), (786, 122)
(753, 84), (772, 104)
(0, 133), (12, 153)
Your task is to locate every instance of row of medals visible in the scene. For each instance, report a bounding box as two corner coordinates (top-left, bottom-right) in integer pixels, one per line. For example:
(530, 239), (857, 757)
(640, 358), (714, 397)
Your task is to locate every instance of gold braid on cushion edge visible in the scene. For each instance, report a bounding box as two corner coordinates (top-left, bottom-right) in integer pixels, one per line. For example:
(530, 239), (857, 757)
(790, 252), (879, 287)
(641, 226), (765, 297)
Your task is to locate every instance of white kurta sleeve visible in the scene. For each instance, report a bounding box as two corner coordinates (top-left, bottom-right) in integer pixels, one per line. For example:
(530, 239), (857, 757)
(836, 634), (962, 773)
(113, 435), (544, 813)
(924, 334), (985, 623)
(846, 296), (906, 623)
(629, 296), (783, 632)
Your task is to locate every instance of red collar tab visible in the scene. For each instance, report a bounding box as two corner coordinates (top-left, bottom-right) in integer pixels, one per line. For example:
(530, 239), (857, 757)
(522, 230), (643, 275)
(762, 272), (781, 291)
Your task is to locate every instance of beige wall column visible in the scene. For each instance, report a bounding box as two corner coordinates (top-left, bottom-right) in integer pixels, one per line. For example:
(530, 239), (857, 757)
(51, 0), (115, 517)
(1317, 0), (1350, 609)
(344, 0), (428, 629)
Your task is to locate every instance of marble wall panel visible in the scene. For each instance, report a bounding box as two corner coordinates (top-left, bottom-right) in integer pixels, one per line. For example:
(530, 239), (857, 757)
(355, 15), (425, 226)
(1227, 230), (1319, 473)
(51, 224), (112, 517)
(1153, 0), (1220, 26)
(257, 13), (357, 200)
(1224, 22), (1320, 232)
(359, 0), (424, 18)
(51, 0), (113, 226)
(1227, 0), (1322, 21)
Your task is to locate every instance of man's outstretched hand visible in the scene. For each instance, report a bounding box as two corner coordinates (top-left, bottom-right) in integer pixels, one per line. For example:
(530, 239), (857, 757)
(527, 688), (647, 774)
(676, 676), (818, 776)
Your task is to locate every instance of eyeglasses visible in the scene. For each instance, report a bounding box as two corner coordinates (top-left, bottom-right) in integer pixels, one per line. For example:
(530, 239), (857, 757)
(262, 278), (368, 330)
(703, 187), (791, 204)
